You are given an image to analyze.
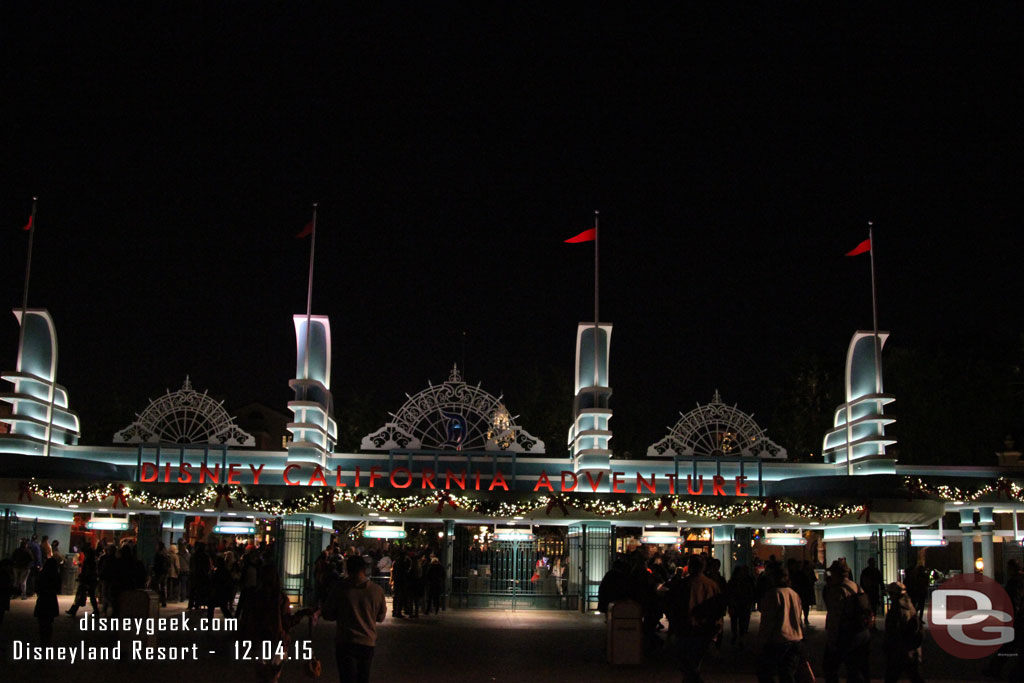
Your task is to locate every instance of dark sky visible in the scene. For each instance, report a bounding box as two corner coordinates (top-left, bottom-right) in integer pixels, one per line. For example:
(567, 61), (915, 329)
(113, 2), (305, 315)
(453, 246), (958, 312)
(1, 5), (1021, 451)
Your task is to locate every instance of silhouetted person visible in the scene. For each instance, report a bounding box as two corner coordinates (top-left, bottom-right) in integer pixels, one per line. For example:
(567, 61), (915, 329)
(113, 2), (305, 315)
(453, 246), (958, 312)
(34, 557), (60, 646)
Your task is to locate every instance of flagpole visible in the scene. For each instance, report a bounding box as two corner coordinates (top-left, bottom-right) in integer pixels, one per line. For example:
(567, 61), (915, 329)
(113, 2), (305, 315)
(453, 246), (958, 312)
(303, 203), (318, 400)
(868, 221), (882, 394)
(17, 197), (38, 373)
(593, 210), (600, 396)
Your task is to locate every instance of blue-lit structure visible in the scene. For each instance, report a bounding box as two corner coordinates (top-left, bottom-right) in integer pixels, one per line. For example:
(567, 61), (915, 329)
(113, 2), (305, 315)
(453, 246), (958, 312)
(1, 308), (1022, 608)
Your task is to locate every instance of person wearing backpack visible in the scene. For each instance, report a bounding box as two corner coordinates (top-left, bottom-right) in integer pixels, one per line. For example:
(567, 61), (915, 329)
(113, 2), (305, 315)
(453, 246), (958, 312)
(883, 582), (923, 683)
(823, 559), (871, 683)
(669, 554), (724, 683)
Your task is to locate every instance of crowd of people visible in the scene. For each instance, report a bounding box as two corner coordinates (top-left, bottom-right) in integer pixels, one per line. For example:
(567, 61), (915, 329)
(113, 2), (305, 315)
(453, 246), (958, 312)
(6, 531), (1024, 681)
(313, 543), (446, 620)
(597, 547), (930, 683)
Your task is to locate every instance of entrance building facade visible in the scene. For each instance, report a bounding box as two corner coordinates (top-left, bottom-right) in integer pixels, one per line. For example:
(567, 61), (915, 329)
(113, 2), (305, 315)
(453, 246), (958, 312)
(2, 309), (1021, 609)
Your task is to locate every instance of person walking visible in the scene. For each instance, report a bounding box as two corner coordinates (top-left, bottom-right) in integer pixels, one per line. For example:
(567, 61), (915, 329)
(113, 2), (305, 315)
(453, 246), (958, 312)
(860, 557), (884, 620)
(167, 543), (181, 602)
(727, 564), (756, 646)
(152, 541), (170, 607)
(321, 555), (388, 683)
(34, 557), (60, 646)
(67, 545), (99, 616)
(390, 551), (410, 618)
(823, 559), (872, 683)
(756, 566), (805, 683)
(177, 539), (191, 602)
(425, 555), (445, 615)
(238, 565), (313, 683)
(12, 539), (32, 599)
(669, 554), (725, 683)
(0, 557), (12, 656)
(883, 582), (923, 683)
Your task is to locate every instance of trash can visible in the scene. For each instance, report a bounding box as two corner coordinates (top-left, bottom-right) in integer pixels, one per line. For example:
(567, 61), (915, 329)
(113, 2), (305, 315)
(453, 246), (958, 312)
(607, 599), (643, 664)
(60, 561), (77, 595)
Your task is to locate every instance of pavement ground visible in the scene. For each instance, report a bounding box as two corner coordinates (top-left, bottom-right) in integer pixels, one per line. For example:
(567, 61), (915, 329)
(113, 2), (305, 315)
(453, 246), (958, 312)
(0, 594), (1005, 682)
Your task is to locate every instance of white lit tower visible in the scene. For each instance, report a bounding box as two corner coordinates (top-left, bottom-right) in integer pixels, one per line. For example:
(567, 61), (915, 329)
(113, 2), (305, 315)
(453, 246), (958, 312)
(568, 323), (613, 472)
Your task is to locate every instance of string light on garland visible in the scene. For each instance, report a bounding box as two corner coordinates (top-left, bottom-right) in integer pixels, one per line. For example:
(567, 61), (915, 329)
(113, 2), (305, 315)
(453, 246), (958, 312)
(904, 476), (1023, 503)
(24, 479), (863, 522)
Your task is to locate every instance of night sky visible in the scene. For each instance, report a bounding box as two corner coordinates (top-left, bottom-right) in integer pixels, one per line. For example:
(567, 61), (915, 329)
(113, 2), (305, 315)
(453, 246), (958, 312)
(1, 5), (1020, 457)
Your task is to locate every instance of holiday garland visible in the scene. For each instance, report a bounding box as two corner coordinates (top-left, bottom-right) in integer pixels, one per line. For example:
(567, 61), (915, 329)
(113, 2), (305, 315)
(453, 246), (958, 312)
(22, 479), (866, 521)
(903, 476), (1023, 503)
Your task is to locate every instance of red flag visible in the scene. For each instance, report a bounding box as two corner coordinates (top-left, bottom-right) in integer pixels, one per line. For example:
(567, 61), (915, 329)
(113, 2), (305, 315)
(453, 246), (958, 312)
(20, 215), (32, 231)
(846, 238), (870, 256)
(564, 228), (596, 243)
(296, 221), (313, 238)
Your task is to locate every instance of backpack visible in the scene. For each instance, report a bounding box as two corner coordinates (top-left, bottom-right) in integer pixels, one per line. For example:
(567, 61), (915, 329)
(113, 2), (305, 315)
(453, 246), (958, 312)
(839, 587), (873, 635)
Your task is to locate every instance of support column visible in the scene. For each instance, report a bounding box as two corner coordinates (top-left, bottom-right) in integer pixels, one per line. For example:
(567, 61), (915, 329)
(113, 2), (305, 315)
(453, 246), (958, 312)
(960, 508), (976, 574)
(714, 526), (735, 579)
(734, 527), (752, 571)
(443, 519), (455, 598)
(979, 507), (995, 579)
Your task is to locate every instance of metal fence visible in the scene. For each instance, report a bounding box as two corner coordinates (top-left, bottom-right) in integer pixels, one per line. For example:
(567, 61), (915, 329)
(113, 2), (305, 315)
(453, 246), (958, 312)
(451, 525), (570, 609)
(274, 518), (318, 605)
(1, 509), (20, 558)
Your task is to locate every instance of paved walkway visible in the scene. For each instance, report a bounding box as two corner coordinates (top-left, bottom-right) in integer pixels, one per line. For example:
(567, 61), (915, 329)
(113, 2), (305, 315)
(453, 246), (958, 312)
(0, 595), (1001, 681)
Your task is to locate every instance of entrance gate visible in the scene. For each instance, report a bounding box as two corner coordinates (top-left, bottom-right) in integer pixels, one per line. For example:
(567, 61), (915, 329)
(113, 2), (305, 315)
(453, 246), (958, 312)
(275, 518), (318, 605)
(451, 526), (568, 609)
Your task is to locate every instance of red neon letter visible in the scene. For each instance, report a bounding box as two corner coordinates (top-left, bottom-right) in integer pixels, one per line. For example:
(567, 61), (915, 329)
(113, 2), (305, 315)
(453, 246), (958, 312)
(368, 466), (383, 488)
(686, 475), (704, 495)
(390, 467), (412, 489)
(227, 464), (242, 486)
(177, 462), (193, 484)
(199, 464), (221, 484)
(735, 475), (749, 497)
(283, 464), (301, 486)
(163, 463), (172, 483)
(612, 471), (626, 494)
(533, 471), (554, 492)
(636, 473), (656, 495)
(584, 471), (605, 492)
(560, 471), (578, 492)
(712, 475), (726, 496)
(488, 470), (509, 491)
(249, 464), (265, 485)
(666, 474), (677, 495)
(140, 462), (158, 483)
(445, 469), (466, 490)
(421, 468), (436, 489)
(308, 466), (328, 486)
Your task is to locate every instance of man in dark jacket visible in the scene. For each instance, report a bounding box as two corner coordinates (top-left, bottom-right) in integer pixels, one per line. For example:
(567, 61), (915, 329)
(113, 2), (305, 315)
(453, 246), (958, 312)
(597, 558), (630, 614)
(669, 554), (724, 683)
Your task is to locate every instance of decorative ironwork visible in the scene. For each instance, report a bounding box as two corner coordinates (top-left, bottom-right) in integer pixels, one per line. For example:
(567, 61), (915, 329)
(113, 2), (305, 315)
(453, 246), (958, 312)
(113, 375), (255, 446)
(647, 390), (786, 459)
(361, 364), (545, 453)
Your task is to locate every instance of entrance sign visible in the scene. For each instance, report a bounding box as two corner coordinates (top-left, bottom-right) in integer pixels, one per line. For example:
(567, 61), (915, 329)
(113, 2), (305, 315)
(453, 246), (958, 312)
(137, 460), (752, 496)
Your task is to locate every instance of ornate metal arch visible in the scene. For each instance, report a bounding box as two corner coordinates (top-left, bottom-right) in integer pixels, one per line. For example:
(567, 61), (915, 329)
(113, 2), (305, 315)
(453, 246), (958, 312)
(647, 390), (786, 459)
(114, 376), (254, 446)
(361, 365), (545, 453)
